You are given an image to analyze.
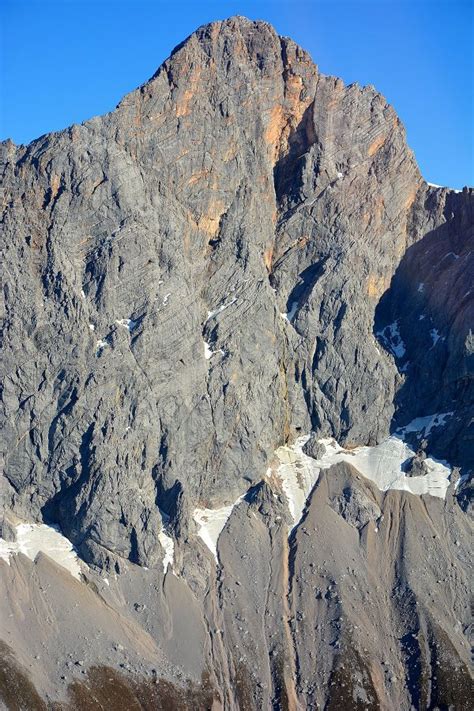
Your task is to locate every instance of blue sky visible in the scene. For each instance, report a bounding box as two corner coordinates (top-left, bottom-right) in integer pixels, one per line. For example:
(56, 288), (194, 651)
(1, 0), (472, 188)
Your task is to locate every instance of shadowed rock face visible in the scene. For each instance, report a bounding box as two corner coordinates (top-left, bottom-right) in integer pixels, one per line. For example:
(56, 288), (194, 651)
(0, 16), (472, 711)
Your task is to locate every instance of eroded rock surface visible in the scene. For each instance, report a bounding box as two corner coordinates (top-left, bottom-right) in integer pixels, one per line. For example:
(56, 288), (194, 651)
(1, 15), (472, 710)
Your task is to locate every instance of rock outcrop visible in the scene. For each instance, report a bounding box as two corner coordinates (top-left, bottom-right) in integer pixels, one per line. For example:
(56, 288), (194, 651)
(1, 16), (472, 710)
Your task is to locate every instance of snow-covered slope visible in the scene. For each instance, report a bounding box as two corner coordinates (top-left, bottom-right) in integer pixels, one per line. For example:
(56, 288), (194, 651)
(0, 523), (83, 579)
(271, 429), (451, 529)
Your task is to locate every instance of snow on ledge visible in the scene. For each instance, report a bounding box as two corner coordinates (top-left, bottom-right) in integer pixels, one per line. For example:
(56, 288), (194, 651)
(0, 523), (83, 579)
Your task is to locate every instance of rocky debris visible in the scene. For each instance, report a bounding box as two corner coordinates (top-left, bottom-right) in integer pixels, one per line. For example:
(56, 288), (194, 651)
(327, 471), (382, 527)
(302, 433), (327, 460)
(2, 454), (470, 710)
(404, 453), (430, 478)
(0, 511), (21, 542)
(0, 14), (472, 710)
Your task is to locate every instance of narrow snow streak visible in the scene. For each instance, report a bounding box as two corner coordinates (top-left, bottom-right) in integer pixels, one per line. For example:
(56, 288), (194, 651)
(157, 530), (174, 573)
(206, 297), (237, 322)
(430, 328), (444, 346)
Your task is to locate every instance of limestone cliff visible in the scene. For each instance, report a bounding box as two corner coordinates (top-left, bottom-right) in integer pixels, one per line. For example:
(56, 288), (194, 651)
(0, 16), (472, 710)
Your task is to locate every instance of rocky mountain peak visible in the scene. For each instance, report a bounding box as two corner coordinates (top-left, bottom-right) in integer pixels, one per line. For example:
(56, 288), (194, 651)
(0, 16), (472, 710)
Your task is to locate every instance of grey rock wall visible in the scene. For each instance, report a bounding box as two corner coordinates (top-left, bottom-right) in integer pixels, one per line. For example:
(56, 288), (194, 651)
(0, 16), (472, 710)
(3, 17), (470, 566)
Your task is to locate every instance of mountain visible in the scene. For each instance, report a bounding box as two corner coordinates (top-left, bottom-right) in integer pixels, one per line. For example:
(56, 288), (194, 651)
(0, 15), (472, 710)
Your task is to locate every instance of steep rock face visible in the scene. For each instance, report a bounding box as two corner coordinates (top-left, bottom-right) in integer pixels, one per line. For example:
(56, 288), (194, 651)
(376, 189), (474, 471)
(0, 16), (473, 710)
(2, 17), (470, 567)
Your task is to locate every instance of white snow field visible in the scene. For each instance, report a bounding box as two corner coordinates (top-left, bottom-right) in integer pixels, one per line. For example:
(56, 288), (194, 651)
(193, 416), (452, 555)
(0, 523), (82, 579)
(272, 429), (451, 529)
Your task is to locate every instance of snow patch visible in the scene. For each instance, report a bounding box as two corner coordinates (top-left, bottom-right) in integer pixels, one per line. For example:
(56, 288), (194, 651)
(280, 300), (299, 323)
(95, 339), (107, 356)
(163, 293), (171, 306)
(269, 437), (320, 528)
(396, 412), (453, 438)
(193, 497), (244, 562)
(417, 283), (424, 293)
(270, 423), (454, 529)
(89, 323), (95, 331)
(0, 523), (82, 579)
(312, 438), (451, 499)
(158, 530), (174, 573)
(203, 340), (214, 360)
(157, 509), (174, 573)
(116, 318), (138, 332)
(376, 320), (406, 359)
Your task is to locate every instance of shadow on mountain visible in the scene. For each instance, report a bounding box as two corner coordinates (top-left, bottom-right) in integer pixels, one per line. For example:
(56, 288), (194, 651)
(374, 190), (473, 474)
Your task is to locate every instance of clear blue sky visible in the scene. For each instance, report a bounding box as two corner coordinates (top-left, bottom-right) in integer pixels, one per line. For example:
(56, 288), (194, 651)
(1, 0), (472, 189)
